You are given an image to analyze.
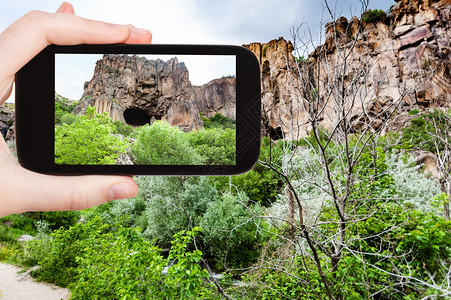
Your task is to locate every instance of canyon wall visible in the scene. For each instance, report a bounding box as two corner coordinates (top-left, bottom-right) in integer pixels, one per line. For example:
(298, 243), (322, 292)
(243, 0), (450, 140)
(74, 55), (236, 132)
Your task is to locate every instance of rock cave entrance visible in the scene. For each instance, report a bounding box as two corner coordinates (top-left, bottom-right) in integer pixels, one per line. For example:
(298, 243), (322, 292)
(123, 108), (151, 126)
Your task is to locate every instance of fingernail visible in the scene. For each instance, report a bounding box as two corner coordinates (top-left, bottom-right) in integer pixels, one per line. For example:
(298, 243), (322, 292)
(56, 2), (67, 13)
(107, 183), (136, 201)
(131, 27), (151, 35)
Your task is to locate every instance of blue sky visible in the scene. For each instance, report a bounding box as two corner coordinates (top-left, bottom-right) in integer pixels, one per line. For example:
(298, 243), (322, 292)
(2, 0), (395, 101)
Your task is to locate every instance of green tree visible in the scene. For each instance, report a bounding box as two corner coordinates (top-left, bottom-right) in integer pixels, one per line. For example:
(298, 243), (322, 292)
(201, 112), (236, 129)
(55, 106), (129, 164)
(136, 176), (217, 247)
(200, 193), (267, 269)
(401, 110), (451, 220)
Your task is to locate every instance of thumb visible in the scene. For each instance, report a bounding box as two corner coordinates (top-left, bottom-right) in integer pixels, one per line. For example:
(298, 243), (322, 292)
(1, 164), (138, 216)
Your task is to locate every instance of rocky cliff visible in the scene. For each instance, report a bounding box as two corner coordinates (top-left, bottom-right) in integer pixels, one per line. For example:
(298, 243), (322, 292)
(0, 104), (15, 141)
(244, 0), (450, 140)
(74, 55), (236, 131)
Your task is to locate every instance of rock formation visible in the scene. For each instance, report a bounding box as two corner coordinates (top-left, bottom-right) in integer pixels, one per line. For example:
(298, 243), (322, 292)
(74, 55), (236, 132)
(243, 0), (451, 140)
(0, 104), (15, 141)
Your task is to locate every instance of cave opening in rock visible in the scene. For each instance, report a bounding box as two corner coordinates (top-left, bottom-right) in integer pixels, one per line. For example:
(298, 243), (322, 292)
(123, 108), (151, 126)
(269, 126), (284, 140)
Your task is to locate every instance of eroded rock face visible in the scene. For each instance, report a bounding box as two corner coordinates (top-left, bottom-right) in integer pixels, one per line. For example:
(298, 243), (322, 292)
(0, 105), (15, 141)
(74, 55), (236, 131)
(244, 0), (451, 139)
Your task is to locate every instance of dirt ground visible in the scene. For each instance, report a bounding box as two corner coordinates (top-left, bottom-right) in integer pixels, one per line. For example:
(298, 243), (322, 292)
(0, 263), (70, 299)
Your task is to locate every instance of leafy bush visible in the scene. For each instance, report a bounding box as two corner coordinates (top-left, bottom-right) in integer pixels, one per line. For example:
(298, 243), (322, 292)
(131, 121), (203, 165)
(30, 217), (108, 286)
(27, 211), (80, 231)
(188, 128), (236, 165)
(408, 108), (419, 115)
(401, 110), (449, 153)
(70, 225), (208, 299)
(200, 193), (267, 269)
(201, 113), (236, 130)
(59, 113), (79, 125)
(55, 106), (129, 164)
(211, 166), (281, 206)
(136, 176), (217, 247)
(112, 120), (134, 137)
(362, 9), (386, 23)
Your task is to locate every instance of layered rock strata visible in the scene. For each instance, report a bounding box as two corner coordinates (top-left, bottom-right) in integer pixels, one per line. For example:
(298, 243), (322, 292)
(74, 55), (236, 131)
(244, 0), (450, 140)
(0, 105), (15, 141)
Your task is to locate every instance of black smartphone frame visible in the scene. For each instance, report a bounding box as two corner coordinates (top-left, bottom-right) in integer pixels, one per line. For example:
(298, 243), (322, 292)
(15, 44), (261, 175)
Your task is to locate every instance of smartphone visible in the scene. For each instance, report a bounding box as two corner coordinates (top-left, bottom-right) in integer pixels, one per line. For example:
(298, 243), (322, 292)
(15, 44), (261, 175)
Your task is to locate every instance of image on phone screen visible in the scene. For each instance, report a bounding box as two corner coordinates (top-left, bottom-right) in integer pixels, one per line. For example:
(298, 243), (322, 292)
(54, 54), (236, 166)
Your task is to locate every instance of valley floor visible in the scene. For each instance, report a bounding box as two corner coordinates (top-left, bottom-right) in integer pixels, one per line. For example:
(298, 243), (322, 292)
(0, 263), (69, 300)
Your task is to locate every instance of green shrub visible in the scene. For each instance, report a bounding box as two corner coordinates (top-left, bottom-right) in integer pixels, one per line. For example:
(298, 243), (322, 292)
(70, 225), (208, 299)
(188, 128), (236, 165)
(55, 106), (129, 164)
(31, 217), (108, 287)
(211, 166), (281, 206)
(0, 214), (36, 242)
(132, 121), (203, 165)
(201, 113), (235, 130)
(362, 9), (386, 23)
(401, 109), (449, 152)
(59, 113), (78, 125)
(137, 176), (218, 247)
(200, 193), (267, 269)
(112, 120), (134, 137)
(27, 211), (80, 231)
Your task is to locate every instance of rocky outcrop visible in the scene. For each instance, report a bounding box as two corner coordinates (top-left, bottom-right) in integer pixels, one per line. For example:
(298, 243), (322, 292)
(244, 0), (451, 140)
(0, 104), (15, 141)
(74, 55), (236, 132)
(193, 77), (236, 119)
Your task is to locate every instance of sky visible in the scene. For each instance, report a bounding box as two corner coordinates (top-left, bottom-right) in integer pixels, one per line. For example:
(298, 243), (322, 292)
(1, 0), (395, 102)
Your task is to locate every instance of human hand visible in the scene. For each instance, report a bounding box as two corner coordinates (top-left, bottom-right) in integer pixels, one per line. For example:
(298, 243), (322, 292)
(0, 2), (152, 217)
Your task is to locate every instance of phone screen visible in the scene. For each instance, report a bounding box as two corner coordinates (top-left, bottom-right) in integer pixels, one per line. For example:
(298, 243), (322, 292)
(54, 54), (236, 166)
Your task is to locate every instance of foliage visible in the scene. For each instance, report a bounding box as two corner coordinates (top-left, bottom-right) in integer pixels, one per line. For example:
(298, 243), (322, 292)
(55, 93), (77, 124)
(408, 108), (419, 115)
(112, 120), (134, 137)
(362, 9), (386, 23)
(0, 214), (36, 241)
(201, 113), (236, 130)
(135, 176), (217, 247)
(210, 138), (283, 206)
(131, 176), (268, 270)
(401, 110), (449, 153)
(69, 223), (207, 299)
(131, 121), (203, 165)
(29, 217), (107, 286)
(200, 193), (267, 269)
(296, 56), (306, 63)
(59, 113), (79, 125)
(55, 106), (129, 164)
(188, 127), (236, 165)
(27, 211), (80, 231)
(164, 227), (209, 298)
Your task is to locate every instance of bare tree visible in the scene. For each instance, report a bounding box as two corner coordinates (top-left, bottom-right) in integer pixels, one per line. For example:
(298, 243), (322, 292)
(240, 0), (450, 299)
